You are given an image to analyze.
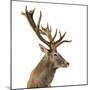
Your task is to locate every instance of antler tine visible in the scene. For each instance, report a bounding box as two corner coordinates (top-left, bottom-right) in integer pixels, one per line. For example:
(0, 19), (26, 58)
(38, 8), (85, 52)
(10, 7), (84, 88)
(47, 23), (49, 30)
(40, 24), (57, 43)
(55, 40), (72, 48)
(22, 6), (50, 47)
(49, 26), (52, 32)
(36, 11), (42, 31)
(59, 30), (62, 38)
(54, 32), (66, 44)
(29, 8), (35, 15)
(21, 6), (27, 16)
(34, 11), (50, 46)
(25, 6), (36, 30)
(25, 6), (27, 11)
(54, 31), (72, 48)
(40, 24), (52, 41)
(22, 7), (71, 49)
(50, 29), (57, 43)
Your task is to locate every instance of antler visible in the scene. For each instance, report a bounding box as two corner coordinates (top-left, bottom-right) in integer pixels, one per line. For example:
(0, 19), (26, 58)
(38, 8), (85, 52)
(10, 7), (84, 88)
(40, 24), (57, 43)
(53, 31), (72, 48)
(22, 6), (71, 49)
(22, 6), (50, 46)
(22, 6), (57, 49)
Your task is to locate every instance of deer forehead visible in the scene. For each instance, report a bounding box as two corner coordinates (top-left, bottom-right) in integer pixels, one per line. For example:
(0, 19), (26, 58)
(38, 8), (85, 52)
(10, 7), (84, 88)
(48, 49), (57, 54)
(48, 50), (65, 61)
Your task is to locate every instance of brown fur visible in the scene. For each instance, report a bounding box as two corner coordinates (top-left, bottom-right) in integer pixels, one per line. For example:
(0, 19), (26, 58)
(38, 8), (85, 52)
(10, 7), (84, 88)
(27, 56), (56, 88)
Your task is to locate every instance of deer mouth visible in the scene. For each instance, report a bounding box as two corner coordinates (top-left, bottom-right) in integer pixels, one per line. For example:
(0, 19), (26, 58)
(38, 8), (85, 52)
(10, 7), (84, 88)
(61, 63), (69, 68)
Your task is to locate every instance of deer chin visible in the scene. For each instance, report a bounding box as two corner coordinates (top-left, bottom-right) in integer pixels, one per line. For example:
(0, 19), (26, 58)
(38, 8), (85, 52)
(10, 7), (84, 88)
(60, 64), (69, 68)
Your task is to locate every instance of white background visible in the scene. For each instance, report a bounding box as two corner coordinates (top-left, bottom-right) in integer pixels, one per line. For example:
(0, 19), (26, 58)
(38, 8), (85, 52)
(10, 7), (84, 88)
(0, 0), (90, 90)
(12, 1), (87, 89)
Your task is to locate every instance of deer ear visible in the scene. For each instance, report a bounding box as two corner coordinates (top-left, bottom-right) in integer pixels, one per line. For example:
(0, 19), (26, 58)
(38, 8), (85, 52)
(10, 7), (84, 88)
(39, 44), (48, 53)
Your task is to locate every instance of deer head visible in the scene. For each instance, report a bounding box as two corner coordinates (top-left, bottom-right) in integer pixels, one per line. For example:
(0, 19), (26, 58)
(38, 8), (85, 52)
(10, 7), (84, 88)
(22, 6), (72, 88)
(22, 6), (71, 69)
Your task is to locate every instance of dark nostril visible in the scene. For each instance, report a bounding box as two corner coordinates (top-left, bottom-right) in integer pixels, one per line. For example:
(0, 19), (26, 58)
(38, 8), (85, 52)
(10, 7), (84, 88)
(67, 62), (69, 65)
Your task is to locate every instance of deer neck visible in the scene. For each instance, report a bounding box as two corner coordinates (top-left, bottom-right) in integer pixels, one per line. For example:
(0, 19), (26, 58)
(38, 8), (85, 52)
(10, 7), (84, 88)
(35, 55), (56, 72)
(34, 55), (56, 85)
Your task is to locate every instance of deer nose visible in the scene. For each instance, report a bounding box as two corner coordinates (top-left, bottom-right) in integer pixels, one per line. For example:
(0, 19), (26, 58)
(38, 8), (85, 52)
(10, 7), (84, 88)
(67, 62), (69, 65)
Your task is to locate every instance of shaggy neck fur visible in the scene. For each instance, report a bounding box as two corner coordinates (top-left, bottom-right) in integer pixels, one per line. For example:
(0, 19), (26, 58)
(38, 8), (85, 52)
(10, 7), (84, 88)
(27, 55), (57, 88)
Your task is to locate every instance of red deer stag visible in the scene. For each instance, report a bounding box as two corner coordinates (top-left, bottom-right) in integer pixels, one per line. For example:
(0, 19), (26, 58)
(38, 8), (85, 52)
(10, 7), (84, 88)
(22, 6), (72, 88)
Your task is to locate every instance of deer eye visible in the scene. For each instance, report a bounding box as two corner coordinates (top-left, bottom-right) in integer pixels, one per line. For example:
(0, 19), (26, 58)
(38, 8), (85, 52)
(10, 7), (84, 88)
(54, 54), (57, 56)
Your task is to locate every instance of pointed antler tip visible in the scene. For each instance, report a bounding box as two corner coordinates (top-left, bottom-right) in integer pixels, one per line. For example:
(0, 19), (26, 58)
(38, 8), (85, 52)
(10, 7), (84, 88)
(30, 8), (35, 14)
(33, 8), (35, 13)
(65, 40), (72, 42)
(25, 6), (27, 9)
(40, 10), (41, 13)
(25, 6), (28, 12)
(47, 23), (49, 29)
(49, 26), (52, 32)
(55, 29), (58, 35)
(40, 11), (42, 17)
